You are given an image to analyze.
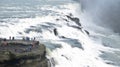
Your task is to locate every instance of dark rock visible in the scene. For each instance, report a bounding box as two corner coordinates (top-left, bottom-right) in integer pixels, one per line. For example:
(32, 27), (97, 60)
(50, 58), (56, 66)
(18, 32), (22, 35)
(66, 14), (90, 36)
(84, 30), (90, 35)
(61, 55), (69, 60)
(53, 28), (58, 36)
(62, 18), (69, 22)
(59, 36), (66, 38)
(69, 25), (82, 30)
(67, 23), (83, 33)
(106, 62), (115, 65)
(56, 19), (60, 21)
(66, 15), (81, 26)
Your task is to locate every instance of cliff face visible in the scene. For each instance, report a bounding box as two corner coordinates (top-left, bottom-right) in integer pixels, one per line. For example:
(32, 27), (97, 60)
(0, 40), (48, 67)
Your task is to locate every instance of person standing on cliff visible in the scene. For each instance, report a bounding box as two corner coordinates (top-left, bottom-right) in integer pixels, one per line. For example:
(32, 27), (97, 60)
(33, 37), (35, 41)
(12, 37), (15, 40)
(9, 36), (11, 40)
(32, 42), (35, 47)
(3, 38), (7, 46)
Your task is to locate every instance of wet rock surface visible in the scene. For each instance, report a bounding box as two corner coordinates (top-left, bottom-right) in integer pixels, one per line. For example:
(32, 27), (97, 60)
(0, 39), (48, 67)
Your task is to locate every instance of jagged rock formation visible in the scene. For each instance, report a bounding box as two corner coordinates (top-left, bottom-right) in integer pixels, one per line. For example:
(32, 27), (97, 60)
(0, 39), (48, 67)
(55, 14), (90, 36)
(66, 15), (81, 26)
(66, 14), (90, 35)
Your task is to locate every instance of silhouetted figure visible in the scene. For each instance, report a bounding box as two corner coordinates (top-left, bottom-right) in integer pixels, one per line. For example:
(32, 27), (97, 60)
(33, 37), (35, 41)
(26, 46), (32, 52)
(32, 42), (35, 47)
(9, 36), (11, 40)
(3, 38), (6, 41)
(26, 37), (30, 41)
(12, 37), (14, 40)
(22, 37), (25, 40)
(3, 38), (7, 46)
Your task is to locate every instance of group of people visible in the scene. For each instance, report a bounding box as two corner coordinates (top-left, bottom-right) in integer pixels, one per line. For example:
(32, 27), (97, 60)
(0, 36), (39, 53)
(22, 37), (36, 41)
(9, 36), (36, 41)
(9, 36), (15, 40)
(1, 36), (36, 46)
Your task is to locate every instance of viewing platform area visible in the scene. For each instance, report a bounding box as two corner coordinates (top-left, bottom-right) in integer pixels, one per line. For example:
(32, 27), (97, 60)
(0, 37), (47, 67)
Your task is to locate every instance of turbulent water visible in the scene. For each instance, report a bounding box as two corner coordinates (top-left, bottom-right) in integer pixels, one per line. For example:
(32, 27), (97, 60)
(0, 0), (120, 67)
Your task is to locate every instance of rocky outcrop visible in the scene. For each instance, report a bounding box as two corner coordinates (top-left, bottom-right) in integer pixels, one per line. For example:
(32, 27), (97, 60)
(53, 28), (58, 36)
(0, 39), (48, 67)
(55, 14), (90, 36)
(66, 14), (90, 35)
(66, 15), (81, 26)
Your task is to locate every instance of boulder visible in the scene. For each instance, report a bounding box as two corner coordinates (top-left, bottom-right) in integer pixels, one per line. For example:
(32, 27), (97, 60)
(53, 28), (58, 36)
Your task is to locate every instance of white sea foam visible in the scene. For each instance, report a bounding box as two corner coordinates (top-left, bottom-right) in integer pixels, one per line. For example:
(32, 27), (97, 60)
(0, 2), (118, 67)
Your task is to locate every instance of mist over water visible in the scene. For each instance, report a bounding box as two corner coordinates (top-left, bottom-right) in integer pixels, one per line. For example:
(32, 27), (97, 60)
(73, 0), (120, 66)
(75, 0), (120, 33)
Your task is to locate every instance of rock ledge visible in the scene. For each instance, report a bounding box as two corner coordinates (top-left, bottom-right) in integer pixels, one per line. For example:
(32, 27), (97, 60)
(0, 39), (48, 67)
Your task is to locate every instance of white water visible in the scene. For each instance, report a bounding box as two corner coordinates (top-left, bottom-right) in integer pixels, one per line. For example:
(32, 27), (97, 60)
(0, 2), (119, 67)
